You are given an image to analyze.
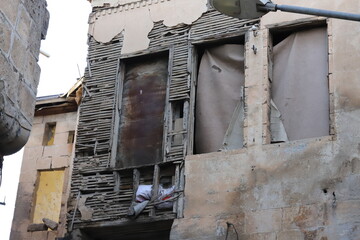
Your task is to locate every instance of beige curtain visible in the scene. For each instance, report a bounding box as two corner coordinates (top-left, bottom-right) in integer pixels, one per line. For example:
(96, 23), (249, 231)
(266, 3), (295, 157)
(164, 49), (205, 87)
(195, 44), (245, 154)
(272, 27), (329, 141)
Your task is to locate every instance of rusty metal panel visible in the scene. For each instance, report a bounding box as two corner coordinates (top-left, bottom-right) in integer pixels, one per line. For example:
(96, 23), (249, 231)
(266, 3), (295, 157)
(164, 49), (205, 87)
(116, 54), (168, 168)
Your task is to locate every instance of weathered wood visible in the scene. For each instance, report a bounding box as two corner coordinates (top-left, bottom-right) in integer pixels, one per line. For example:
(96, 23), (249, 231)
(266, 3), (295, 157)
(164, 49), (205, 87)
(42, 218), (58, 230)
(150, 165), (160, 217)
(27, 224), (47, 232)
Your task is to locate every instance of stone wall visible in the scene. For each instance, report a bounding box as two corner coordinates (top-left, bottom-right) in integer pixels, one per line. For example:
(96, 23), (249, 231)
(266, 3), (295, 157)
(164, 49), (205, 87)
(0, 0), (49, 156)
(171, 1), (360, 239)
(10, 111), (77, 240)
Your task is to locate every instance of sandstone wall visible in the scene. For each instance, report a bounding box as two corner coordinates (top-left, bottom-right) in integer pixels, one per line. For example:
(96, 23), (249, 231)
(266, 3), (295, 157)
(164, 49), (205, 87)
(10, 111), (77, 240)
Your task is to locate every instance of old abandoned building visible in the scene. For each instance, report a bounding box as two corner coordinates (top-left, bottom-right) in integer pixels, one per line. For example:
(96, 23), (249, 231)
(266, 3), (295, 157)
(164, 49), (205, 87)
(10, 80), (82, 239)
(0, 0), (49, 181)
(8, 0), (355, 239)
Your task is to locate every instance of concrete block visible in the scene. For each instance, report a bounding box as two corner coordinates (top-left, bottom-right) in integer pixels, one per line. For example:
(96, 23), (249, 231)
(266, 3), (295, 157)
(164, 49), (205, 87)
(0, 0), (20, 25)
(52, 156), (70, 169)
(16, 5), (32, 43)
(0, 15), (12, 54)
(245, 209), (282, 234)
(36, 157), (51, 170)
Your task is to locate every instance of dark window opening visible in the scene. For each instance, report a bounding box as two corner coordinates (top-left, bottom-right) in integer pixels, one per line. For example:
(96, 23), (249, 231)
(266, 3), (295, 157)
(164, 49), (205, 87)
(171, 100), (185, 146)
(270, 26), (329, 143)
(67, 131), (75, 144)
(42, 122), (56, 146)
(116, 52), (169, 168)
(82, 219), (174, 240)
(194, 36), (245, 154)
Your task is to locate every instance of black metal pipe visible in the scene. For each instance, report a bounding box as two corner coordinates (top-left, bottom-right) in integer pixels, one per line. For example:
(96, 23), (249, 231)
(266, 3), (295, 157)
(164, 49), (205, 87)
(259, 3), (360, 22)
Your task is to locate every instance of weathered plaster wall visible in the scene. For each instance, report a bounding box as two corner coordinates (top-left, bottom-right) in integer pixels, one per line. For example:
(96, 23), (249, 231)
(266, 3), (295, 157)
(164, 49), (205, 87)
(0, 0), (49, 156)
(88, 0), (207, 54)
(171, 1), (360, 239)
(10, 111), (77, 240)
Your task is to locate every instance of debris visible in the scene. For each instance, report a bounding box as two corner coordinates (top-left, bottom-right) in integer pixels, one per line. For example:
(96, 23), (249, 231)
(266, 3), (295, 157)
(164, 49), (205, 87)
(27, 223), (47, 232)
(42, 218), (58, 230)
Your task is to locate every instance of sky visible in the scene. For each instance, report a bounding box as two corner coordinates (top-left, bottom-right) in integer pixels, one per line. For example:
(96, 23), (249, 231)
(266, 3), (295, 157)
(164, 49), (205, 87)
(0, 1), (92, 239)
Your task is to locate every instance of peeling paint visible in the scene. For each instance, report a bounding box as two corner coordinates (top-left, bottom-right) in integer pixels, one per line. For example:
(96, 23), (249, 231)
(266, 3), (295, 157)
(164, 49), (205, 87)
(88, 0), (208, 54)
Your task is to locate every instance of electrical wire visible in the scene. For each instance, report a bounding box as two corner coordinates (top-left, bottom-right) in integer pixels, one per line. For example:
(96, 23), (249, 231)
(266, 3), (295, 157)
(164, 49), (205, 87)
(225, 222), (239, 240)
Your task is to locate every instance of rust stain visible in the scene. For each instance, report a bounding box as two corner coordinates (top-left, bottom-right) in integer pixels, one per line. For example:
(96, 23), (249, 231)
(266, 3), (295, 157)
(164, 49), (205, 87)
(117, 54), (168, 168)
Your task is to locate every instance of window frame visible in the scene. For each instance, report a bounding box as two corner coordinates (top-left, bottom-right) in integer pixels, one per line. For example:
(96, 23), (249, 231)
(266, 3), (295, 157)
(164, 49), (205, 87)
(266, 18), (335, 144)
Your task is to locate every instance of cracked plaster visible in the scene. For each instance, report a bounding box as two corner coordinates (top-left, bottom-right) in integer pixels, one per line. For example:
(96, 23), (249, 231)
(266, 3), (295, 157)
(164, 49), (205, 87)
(88, 0), (208, 54)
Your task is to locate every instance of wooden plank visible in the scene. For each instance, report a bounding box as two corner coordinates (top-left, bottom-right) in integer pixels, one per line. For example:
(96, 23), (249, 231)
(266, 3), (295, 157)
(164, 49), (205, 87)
(150, 165), (160, 217)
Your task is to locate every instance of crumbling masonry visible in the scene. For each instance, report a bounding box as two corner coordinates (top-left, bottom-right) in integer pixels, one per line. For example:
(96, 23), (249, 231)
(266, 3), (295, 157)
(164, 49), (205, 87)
(67, 0), (360, 239)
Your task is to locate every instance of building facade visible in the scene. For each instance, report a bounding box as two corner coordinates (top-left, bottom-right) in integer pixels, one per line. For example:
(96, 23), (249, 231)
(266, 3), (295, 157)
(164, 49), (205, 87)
(10, 82), (81, 240)
(67, 0), (360, 239)
(0, 0), (49, 160)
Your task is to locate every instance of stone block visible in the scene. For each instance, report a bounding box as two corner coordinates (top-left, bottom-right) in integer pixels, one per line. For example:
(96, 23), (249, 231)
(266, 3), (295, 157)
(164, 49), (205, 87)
(0, 0), (20, 25)
(24, 53), (40, 93)
(28, 22), (41, 59)
(43, 113), (67, 123)
(55, 121), (77, 134)
(33, 116), (44, 124)
(42, 218), (58, 230)
(54, 132), (70, 145)
(278, 230), (304, 240)
(52, 156), (70, 169)
(334, 200), (360, 225)
(282, 204), (326, 230)
(244, 232), (277, 240)
(22, 146), (43, 166)
(36, 157), (51, 170)
(26, 128), (45, 148)
(215, 213), (245, 238)
(30, 231), (48, 239)
(10, 35), (27, 73)
(245, 209), (282, 234)
(18, 81), (36, 121)
(43, 144), (72, 158)
(0, 15), (12, 54)
(16, 5), (32, 43)
(0, 50), (19, 102)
